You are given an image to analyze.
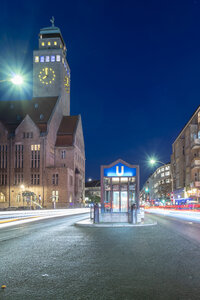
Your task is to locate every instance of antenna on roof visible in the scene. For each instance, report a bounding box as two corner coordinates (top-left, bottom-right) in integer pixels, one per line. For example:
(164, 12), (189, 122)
(50, 16), (55, 27)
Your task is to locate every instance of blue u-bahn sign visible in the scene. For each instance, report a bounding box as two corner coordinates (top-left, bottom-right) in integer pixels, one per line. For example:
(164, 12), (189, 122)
(104, 162), (136, 177)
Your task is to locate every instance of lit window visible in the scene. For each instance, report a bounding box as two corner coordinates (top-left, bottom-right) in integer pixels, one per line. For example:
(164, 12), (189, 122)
(56, 55), (61, 62)
(161, 173), (165, 177)
(165, 171), (170, 176)
(60, 44), (63, 48)
(51, 55), (55, 62)
(52, 191), (59, 202)
(48, 41), (51, 46)
(54, 41), (57, 46)
(41, 42), (45, 46)
(46, 56), (50, 62)
(166, 179), (170, 183)
(31, 144), (40, 151)
(62, 58), (64, 64)
(40, 56), (44, 63)
(0, 192), (5, 202)
(35, 56), (39, 63)
(161, 167), (164, 172)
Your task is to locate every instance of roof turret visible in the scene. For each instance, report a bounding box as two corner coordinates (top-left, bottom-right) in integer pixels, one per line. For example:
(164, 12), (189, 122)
(39, 17), (66, 47)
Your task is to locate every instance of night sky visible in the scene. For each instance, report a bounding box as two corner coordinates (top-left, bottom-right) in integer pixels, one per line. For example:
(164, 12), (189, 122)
(0, 0), (200, 186)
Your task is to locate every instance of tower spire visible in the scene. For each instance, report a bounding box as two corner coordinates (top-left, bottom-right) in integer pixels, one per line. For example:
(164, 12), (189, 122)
(50, 16), (55, 27)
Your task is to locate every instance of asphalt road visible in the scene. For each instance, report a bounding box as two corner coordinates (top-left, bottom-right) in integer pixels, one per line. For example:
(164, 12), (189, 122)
(0, 213), (200, 300)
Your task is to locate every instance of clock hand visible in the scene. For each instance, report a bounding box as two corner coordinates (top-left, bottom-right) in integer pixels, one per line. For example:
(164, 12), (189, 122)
(42, 75), (47, 79)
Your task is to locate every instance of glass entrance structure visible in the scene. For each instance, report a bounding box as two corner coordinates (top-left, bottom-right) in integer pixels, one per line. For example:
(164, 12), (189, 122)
(101, 159), (139, 213)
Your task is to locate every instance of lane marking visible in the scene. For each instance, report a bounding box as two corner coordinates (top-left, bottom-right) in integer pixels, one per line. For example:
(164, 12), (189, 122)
(0, 216), (39, 224)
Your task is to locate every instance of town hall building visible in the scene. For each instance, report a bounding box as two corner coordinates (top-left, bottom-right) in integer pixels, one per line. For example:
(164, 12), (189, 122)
(0, 20), (85, 208)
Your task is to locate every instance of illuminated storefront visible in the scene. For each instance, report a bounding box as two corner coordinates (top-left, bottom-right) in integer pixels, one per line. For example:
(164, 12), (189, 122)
(101, 159), (139, 212)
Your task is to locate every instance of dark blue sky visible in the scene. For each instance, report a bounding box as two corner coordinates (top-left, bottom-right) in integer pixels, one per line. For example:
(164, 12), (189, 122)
(0, 0), (200, 185)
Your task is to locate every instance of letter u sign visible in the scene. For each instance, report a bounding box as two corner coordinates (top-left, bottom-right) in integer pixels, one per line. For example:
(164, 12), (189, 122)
(116, 165), (124, 176)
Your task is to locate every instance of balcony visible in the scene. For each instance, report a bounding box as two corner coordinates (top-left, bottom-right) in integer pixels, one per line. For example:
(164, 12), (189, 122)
(191, 158), (200, 169)
(191, 138), (200, 149)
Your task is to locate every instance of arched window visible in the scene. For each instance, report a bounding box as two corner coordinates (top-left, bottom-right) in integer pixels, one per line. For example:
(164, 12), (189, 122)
(0, 192), (5, 202)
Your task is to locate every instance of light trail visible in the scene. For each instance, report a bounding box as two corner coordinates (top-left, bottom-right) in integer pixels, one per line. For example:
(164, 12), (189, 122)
(145, 208), (200, 223)
(0, 208), (90, 229)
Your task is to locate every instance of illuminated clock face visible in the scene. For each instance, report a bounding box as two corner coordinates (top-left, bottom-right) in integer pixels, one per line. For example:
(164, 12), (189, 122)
(38, 67), (56, 84)
(64, 75), (70, 93)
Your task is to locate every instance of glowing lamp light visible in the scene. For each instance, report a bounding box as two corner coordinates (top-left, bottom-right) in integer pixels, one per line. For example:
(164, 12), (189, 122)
(10, 75), (23, 85)
(149, 159), (156, 165)
(20, 184), (25, 190)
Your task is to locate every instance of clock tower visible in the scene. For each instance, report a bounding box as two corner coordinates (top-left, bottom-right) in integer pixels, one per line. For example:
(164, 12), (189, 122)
(33, 18), (70, 115)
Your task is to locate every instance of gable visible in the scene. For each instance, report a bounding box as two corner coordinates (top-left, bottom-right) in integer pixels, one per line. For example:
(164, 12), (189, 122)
(102, 159), (138, 177)
(15, 115), (40, 137)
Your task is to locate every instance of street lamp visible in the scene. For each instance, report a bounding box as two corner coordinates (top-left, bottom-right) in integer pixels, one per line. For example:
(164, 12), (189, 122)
(10, 74), (23, 85)
(20, 184), (25, 190)
(149, 158), (165, 166)
(0, 74), (24, 85)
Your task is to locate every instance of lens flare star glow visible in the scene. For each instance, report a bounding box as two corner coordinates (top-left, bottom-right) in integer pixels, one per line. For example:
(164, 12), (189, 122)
(10, 74), (23, 85)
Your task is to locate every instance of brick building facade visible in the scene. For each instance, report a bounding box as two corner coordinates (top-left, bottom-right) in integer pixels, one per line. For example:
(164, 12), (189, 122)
(0, 21), (85, 209)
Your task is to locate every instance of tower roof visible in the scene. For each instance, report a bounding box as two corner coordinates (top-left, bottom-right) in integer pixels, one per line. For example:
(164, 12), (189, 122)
(39, 18), (66, 46)
(55, 116), (79, 147)
(40, 26), (61, 35)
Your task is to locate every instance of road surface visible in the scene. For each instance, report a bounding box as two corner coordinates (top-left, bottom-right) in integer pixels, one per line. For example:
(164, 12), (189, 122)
(0, 213), (199, 300)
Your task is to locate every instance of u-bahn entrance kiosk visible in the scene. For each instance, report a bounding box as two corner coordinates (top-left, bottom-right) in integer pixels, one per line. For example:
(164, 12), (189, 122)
(100, 159), (140, 223)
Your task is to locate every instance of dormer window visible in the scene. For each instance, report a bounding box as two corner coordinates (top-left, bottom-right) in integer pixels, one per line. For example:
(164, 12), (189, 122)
(54, 41), (57, 46)
(41, 42), (45, 46)
(48, 41), (51, 46)
(46, 56), (50, 62)
(35, 56), (39, 63)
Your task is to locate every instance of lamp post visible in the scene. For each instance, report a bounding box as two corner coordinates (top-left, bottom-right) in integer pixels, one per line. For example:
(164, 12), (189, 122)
(3, 74), (24, 207)
(149, 158), (174, 205)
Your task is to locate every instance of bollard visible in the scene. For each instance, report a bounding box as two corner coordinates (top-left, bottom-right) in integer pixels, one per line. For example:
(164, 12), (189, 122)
(130, 203), (137, 224)
(94, 203), (99, 223)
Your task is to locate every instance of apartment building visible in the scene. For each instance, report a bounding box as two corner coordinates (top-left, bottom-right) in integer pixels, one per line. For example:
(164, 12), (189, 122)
(141, 163), (172, 205)
(171, 106), (200, 202)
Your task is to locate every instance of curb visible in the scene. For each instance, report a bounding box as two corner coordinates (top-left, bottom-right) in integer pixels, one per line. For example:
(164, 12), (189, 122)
(75, 218), (157, 228)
